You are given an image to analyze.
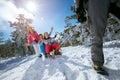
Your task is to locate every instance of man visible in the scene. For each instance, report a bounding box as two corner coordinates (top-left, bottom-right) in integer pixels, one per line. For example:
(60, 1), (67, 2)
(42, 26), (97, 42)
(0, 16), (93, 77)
(74, 0), (120, 75)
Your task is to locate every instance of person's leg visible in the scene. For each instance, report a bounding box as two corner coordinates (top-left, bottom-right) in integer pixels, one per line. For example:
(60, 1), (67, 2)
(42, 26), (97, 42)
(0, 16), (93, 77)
(45, 44), (55, 58)
(36, 43), (42, 57)
(40, 43), (46, 55)
(52, 42), (62, 55)
(40, 43), (46, 60)
(45, 44), (52, 54)
(52, 42), (60, 51)
(88, 0), (110, 67)
(33, 43), (41, 57)
(33, 44), (37, 55)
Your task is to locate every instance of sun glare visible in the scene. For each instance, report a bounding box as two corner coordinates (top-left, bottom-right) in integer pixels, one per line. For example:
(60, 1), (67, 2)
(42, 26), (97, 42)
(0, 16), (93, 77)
(17, 8), (34, 19)
(26, 1), (36, 12)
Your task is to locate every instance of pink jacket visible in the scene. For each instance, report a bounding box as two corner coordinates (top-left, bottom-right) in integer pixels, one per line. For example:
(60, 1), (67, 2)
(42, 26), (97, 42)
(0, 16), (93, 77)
(28, 32), (40, 45)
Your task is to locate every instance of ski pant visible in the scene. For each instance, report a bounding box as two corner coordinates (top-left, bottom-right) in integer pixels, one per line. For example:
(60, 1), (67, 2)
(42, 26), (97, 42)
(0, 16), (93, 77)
(40, 43), (46, 55)
(33, 43), (41, 57)
(88, 0), (120, 66)
(52, 42), (60, 51)
(45, 42), (60, 54)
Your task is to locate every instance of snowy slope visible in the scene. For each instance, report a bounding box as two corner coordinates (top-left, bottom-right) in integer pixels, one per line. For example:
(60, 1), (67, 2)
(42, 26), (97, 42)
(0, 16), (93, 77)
(0, 40), (120, 80)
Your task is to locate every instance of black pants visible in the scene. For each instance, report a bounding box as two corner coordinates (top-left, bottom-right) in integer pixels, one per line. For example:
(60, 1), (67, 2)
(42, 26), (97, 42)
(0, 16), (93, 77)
(88, 0), (120, 66)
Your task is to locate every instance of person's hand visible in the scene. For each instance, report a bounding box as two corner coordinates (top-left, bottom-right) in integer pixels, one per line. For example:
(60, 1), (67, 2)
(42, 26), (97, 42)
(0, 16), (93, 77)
(54, 34), (57, 38)
(25, 43), (30, 46)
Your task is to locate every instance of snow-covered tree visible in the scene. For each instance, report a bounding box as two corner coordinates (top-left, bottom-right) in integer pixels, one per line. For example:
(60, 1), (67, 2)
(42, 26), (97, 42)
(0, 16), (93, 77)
(61, 13), (120, 47)
(104, 14), (120, 41)
(9, 14), (34, 57)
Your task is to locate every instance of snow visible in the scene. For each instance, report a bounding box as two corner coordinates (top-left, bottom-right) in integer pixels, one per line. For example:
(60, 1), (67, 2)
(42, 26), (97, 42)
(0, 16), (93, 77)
(0, 40), (120, 80)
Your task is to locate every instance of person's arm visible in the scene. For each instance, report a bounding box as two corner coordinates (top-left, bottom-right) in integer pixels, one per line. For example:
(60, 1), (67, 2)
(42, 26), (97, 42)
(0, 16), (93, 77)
(49, 27), (54, 36)
(51, 34), (57, 39)
(25, 43), (30, 46)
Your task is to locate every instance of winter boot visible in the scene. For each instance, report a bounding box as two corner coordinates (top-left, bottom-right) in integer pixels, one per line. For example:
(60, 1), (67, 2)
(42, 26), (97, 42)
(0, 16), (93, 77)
(55, 50), (61, 55)
(93, 65), (109, 76)
(38, 54), (42, 58)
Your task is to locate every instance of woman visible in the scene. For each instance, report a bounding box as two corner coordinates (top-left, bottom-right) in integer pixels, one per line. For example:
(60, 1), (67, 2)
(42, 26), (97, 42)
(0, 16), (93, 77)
(25, 26), (42, 57)
(44, 32), (61, 58)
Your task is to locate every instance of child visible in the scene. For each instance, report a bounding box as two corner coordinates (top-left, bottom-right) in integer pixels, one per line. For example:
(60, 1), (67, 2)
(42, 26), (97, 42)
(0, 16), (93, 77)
(39, 34), (46, 60)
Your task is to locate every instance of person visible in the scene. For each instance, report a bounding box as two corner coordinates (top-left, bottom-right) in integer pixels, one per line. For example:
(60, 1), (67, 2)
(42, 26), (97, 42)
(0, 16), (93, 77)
(44, 31), (61, 58)
(25, 26), (42, 57)
(38, 27), (54, 59)
(74, 0), (120, 75)
(39, 34), (46, 60)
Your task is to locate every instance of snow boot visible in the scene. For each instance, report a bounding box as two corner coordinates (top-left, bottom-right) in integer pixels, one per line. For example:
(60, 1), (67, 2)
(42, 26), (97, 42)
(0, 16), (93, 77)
(38, 54), (42, 58)
(41, 53), (45, 61)
(46, 54), (51, 58)
(42, 55), (46, 61)
(55, 50), (61, 55)
(93, 65), (109, 76)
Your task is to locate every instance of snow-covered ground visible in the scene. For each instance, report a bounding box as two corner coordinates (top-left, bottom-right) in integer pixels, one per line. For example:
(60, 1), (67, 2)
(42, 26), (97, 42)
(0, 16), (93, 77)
(0, 40), (120, 80)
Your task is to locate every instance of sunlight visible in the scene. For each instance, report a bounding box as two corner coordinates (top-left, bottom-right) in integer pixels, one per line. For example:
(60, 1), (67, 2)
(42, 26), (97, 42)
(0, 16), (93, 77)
(17, 8), (34, 19)
(26, 1), (36, 12)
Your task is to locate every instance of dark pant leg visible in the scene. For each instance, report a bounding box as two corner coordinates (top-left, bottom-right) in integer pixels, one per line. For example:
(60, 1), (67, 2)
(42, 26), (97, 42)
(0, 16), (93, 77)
(88, 0), (110, 66)
(109, 1), (120, 19)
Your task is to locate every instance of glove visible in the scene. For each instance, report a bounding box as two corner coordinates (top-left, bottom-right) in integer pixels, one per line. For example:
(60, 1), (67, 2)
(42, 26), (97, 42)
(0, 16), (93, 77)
(54, 34), (57, 38)
(34, 39), (39, 43)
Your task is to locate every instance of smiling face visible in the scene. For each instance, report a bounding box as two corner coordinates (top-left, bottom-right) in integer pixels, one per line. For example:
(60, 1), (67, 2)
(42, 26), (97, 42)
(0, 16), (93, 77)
(27, 26), (35, 34)
(39, 34), (43, 39)
(44, 32), (49, 39)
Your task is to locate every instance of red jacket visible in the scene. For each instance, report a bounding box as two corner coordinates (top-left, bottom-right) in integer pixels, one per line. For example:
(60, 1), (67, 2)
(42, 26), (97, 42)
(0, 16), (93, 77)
(28, 32), (40, 45)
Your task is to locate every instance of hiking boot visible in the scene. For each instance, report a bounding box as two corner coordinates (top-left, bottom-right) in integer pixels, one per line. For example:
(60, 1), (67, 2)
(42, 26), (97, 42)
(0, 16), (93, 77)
(93, 64), (109, 76)
(55, 50), (62, 55)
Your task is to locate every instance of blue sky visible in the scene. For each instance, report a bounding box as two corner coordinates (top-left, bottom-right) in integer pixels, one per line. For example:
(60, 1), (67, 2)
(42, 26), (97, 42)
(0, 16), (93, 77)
(0, 0), (75, 41)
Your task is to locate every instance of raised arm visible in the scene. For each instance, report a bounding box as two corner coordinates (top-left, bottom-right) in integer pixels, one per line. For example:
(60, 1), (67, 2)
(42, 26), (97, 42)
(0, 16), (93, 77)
(49, 27), (54, 36)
